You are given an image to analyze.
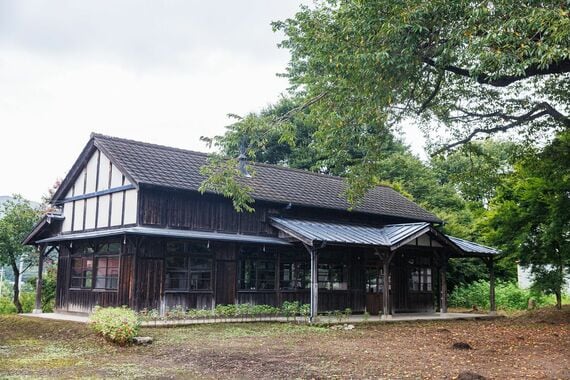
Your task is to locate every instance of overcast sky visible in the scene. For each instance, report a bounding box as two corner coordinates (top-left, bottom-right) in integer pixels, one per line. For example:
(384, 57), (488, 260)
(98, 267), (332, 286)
(0, 1), (424, 202)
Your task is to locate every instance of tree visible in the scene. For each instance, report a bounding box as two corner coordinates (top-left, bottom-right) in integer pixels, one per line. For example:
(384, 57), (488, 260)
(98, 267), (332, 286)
(0, 196), (41, 312)
(271, 0), (569, 187)
(484, 130), (570, 309)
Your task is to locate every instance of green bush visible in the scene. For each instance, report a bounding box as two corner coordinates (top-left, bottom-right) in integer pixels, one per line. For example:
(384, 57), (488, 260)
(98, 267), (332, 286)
(90, 306), (140, 345)
(0, 292), (35, 314)
(449, 280), (560, 310)
(20, 292), (34, 313)
(0, 297), (17, 314)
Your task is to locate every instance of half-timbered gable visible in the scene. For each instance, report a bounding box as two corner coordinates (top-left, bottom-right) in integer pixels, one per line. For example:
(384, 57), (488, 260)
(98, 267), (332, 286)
(25, 133), (499, 318)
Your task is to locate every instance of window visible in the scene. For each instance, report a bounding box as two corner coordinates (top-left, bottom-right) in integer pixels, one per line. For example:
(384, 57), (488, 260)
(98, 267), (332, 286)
(189, 257), (212, 290)
(165, 241), (213, 291)
(280, 262), (309, 290)
(71, 257), (93, 289)
(409, 267), (432, 292)
(70, 239), (121, 291)
(318, 264), (347, 290)
(365, 266), (386, 293)
(238, 259), (275, 290)
(94, 257), (119, 290)
(165, 256), (189, 290)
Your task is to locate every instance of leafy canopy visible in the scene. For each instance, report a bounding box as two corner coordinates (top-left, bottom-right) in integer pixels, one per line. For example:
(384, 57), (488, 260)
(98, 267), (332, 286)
(274, 0), (570, 150)
(484, 130), (570, 307)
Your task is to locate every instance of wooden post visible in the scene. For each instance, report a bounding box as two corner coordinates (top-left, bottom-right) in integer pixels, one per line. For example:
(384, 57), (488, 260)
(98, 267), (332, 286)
(33, 245), (46, 314)
(381, 251), (395, 320)
(486, 257), (497, 315)
(309, 248), (319, 323)
(440, 254), (448, 314)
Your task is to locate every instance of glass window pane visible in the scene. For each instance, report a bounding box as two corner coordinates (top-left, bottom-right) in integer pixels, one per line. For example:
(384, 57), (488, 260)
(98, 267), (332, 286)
(166, 242), (185, 254)
(94, 278), (106, 289)
(190, 257), (211, 271)
(166, 256), (187, 269)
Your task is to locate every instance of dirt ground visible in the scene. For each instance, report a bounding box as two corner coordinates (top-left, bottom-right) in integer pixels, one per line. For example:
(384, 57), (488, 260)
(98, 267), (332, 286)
(1, 307), (569, 379)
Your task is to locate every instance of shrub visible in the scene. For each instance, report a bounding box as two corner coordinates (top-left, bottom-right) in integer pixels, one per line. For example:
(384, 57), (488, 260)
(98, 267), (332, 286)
(19, 292), (34, 313)
(0, 297), (17, 314)
(449, 280), (560, 310)
(90, 306), (140, 345)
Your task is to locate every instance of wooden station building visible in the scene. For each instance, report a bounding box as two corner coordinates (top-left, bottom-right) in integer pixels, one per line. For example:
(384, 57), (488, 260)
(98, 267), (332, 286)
(24, 134), (499, 319)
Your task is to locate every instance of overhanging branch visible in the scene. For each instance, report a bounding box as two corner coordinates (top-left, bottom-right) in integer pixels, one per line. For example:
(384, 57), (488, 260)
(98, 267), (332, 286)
(423, 58), (570, 87)
(432, 102), (570, 155)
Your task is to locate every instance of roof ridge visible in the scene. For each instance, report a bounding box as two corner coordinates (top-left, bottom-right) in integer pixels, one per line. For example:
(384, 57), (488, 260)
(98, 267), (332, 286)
(91, 132), (396, 190)
(91, 133), (211, 158)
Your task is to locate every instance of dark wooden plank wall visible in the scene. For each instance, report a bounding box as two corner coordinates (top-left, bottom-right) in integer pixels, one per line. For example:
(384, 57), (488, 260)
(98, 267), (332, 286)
(137, 187), (421, 236)
(55, 239), (135, 313)
(139, 189), (276, 235)
(55, 236), (436, 314)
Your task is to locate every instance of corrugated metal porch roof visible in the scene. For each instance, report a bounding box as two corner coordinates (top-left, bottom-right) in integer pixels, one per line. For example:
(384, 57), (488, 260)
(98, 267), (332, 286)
(34, 226), (292, 246)
(271, 217), (498, 255)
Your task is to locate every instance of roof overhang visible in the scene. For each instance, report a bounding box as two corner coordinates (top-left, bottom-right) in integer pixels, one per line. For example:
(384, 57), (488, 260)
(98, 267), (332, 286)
(22, 213), (65, 245)
(34, 226), (292, 246)
(270, 217), (499, 256)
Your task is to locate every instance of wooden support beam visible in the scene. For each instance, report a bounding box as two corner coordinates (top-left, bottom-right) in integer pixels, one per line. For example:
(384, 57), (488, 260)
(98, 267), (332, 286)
(440, 253), (448, 314)
(33, 244), (47, 314)
(309, 247), (319, 323)
(381, 250), (395, 320)
(485, 257), (497, 315)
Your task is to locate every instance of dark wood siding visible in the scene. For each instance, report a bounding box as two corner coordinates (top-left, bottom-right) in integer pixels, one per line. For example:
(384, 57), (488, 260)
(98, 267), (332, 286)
(139, 189), (276, 235)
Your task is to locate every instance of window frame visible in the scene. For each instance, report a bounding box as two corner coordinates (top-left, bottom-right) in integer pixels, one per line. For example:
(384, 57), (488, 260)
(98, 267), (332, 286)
(279, 261), (310, 290)
(94, 256), (120, 291)
(237, 247), (277, 291)
(164, 241), (213, 292)
(408, 267), (433, 293)
(69, 239), (121, 292)
(70, 256), (93, 289)
(317, 263), (348, 291)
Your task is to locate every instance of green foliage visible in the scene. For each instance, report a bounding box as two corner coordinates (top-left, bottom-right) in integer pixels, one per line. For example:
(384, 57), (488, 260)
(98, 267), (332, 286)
(19, 292), (34, 313)
(449, 280), (564, 310)
(0, 292), (34, 314)
(199, 155), (255, 213)
(138, 303), (312, 323)
(89, 306), (140, 345)
(0, 195), (42, 313)
(26, 265), (57, 312)
(485, 130), (570, 308)
(275, 0), (570, 157)
(0, 297), (17, 314)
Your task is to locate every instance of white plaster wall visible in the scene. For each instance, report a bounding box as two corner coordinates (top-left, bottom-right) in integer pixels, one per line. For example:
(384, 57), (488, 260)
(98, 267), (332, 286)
(110, 164), (123, 188)
(97, 152), (111, 191)
(72, 200), (84, 231)
(84, 152), (99, 194)
(97, 195), (110, 228)
(84, 197), (97, 230)
(123, 189), (138, 225)
(59, 149), (138, 232)
(110, 192), (124, 226)
(73, 169), (86, 196)
(62, 202), (73, 232)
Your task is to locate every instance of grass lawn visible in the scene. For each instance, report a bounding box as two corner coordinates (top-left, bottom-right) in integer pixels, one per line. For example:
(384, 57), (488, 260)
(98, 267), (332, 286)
(1, 307), (569, 379)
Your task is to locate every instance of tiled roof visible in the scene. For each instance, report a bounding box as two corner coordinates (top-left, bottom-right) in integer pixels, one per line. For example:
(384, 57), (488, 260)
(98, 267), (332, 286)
(91, 134), (442, 223)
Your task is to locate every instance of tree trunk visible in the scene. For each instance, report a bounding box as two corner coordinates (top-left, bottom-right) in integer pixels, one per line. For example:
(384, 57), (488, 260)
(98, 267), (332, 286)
(555, 291), (562, 310)
(11, 264), (23, 313)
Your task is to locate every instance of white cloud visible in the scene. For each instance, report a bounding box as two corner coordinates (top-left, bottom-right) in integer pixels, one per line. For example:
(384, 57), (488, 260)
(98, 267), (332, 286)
(0, 1), (303, 201)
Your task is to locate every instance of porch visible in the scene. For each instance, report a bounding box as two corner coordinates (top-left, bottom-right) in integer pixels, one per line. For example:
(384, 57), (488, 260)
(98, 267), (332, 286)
(22, 311), (502, 326)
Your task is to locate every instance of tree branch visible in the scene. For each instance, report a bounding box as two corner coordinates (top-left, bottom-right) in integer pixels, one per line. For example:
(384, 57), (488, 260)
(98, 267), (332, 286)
(432, 102), (570, 155)
(423, 58), (570, 87)
(275, 92), (328, 123)
(417, 73), (443, 113)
